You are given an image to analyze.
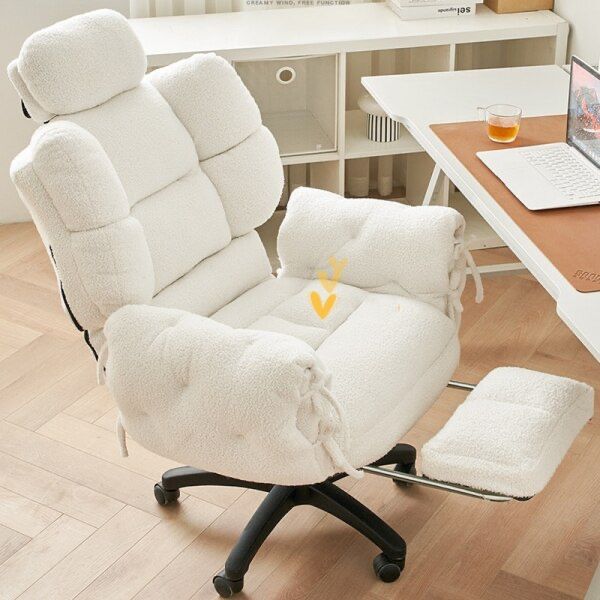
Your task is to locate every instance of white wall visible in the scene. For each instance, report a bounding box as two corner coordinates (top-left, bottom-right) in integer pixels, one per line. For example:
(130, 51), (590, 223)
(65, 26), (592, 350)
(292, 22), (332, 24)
(0, 0), (129, 223)
(554, 0), (600, 67)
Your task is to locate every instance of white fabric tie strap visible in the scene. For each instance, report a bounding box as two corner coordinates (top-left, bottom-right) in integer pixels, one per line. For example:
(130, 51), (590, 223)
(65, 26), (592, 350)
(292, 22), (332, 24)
(318, 387), (363, 479)
(96, 342), (109, 385)
(96, 344), (128, 458)
(116, 412), (129, 458)
(465, 248), (484, 304)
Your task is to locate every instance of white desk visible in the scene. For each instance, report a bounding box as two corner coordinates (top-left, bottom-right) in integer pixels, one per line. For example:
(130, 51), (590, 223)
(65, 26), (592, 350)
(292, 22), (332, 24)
(363, 65), (600, 362)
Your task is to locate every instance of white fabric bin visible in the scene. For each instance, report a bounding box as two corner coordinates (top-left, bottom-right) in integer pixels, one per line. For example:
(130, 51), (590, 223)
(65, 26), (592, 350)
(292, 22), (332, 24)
(234, 55), (338, 157)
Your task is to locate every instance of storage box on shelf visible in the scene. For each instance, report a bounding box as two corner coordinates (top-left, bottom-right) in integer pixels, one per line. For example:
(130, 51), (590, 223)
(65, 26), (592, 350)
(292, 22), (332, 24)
(234, 55), (338, 159)
(485, 0), (554, 14)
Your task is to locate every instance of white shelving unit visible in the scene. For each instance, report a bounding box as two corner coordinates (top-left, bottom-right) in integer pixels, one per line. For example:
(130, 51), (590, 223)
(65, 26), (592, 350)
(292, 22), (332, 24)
(130, 2), (569, 250)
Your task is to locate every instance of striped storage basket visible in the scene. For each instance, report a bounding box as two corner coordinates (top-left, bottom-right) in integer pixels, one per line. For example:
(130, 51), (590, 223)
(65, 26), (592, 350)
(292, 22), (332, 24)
(358, 93), (400, 142)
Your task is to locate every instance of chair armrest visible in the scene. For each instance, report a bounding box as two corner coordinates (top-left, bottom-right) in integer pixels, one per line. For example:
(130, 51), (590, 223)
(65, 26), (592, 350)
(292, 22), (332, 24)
(277, 187), (479, 319)
(102, 304), (359, 485)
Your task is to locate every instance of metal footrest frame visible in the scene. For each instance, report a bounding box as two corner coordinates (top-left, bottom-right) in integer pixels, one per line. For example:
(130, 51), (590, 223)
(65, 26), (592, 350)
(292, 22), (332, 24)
(361, 465), (513, 502)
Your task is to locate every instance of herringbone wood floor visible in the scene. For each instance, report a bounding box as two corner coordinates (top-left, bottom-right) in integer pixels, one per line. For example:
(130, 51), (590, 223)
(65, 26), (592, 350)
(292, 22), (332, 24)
(0, 222), (598, 600)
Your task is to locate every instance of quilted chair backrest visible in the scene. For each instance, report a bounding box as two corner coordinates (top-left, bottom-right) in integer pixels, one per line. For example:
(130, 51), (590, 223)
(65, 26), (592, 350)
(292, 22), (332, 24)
(9, 10), (283, 357)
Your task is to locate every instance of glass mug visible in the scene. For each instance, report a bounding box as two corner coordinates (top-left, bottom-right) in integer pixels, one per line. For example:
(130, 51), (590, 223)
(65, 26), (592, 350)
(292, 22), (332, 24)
(478, 104), (522, 143)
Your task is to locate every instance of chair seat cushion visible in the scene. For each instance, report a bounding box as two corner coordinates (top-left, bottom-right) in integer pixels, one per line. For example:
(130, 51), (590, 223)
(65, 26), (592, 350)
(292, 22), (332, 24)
(212, 277), (459, 468)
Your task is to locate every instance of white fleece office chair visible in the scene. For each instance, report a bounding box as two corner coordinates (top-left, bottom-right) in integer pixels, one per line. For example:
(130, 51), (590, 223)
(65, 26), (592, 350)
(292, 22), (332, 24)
(9, 11), (594, 598)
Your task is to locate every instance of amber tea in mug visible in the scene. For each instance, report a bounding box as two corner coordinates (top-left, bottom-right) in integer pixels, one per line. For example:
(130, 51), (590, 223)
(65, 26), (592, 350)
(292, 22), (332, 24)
(478, 104), (522, 143)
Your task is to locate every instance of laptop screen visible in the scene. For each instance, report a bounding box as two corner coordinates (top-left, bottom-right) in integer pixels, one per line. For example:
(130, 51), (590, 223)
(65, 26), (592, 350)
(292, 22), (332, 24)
(568, 57), (600, 169)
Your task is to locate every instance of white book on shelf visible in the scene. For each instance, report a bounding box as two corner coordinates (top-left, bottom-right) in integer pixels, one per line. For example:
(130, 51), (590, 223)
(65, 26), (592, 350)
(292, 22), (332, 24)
(388, 1), (477, 20)
(389, 0), (481, 5)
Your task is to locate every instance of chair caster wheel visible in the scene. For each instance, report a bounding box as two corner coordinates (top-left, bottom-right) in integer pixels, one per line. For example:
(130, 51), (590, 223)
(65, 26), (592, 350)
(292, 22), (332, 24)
(393, 462), (417, 487)
(213, 571), (244, 598)
(153, 483), (180, 506)
(373, 553), (404, 583)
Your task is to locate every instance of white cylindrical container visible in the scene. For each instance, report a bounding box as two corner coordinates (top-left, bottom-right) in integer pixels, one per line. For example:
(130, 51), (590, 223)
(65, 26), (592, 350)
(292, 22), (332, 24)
(358, 93), (400, 142)
(377, 155), (394, 197)
(346, 158), (370, 197)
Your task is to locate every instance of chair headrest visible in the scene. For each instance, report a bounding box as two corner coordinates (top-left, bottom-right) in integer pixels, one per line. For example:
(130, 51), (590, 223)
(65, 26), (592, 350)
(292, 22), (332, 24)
(7, 9), (147, 122)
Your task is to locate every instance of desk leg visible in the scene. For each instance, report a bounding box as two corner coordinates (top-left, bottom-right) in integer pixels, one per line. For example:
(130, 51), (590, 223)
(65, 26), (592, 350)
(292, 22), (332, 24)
(423, 164), (450, 206)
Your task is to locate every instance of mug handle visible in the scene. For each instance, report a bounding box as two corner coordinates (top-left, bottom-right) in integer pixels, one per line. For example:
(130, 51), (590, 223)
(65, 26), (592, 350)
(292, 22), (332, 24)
(477, 107), (487, 122)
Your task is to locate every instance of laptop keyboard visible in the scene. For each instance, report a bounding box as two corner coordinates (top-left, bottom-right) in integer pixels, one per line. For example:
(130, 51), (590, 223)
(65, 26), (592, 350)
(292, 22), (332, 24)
(521, 146), (600, 199)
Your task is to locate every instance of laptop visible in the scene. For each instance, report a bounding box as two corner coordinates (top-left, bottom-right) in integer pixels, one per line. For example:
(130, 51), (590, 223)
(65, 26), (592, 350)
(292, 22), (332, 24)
(477, 56), (600, 210)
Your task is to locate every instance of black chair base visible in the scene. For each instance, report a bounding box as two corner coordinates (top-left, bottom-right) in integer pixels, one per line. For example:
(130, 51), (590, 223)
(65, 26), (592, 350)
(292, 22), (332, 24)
(155, 443), (417, 598)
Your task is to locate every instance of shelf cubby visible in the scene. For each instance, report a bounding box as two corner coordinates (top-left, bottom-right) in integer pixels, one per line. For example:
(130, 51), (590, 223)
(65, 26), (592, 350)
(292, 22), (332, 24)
(344, 110), (422, 159)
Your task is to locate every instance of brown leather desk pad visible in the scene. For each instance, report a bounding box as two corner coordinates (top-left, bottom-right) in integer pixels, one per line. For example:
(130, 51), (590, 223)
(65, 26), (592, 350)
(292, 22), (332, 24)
(430, 116), (600, 293)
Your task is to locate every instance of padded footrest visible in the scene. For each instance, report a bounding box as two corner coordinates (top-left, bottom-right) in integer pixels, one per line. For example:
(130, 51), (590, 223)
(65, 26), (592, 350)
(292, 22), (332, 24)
(421, 367), (594, 498)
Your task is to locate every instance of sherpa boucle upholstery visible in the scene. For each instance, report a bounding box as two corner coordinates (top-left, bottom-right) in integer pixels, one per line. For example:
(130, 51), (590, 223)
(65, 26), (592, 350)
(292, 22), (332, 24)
(10, 10), (282, 355)
(421, 368), (594, 498)
(279, 187), (476, 321)
(8, 9), (146, 122)
(9, 10), (472, 485)
(105, 304), (364, 485)
(104, 283), (460, 484)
